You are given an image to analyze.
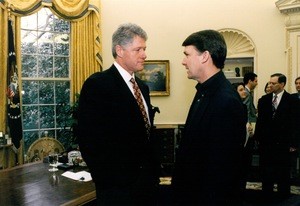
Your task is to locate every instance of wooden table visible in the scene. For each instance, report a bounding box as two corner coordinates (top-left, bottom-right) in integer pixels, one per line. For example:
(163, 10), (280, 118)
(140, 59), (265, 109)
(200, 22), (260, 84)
(0, 161), (96, 206)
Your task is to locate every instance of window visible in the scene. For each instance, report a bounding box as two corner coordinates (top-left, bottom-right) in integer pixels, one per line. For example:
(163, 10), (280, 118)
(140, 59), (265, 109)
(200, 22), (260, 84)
(21, 8), (71, 152)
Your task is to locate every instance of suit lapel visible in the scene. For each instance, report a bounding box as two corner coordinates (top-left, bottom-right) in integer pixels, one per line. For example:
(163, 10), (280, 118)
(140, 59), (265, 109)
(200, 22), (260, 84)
(110, 66), (138, 105)
(276, 91), (287, 112)
(110, 66), (152, 125)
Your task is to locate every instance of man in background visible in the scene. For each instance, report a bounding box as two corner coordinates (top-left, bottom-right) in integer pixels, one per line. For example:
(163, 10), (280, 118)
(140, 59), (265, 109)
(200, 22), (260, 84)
(172, 29), (246, 205)
(291, 76), (300, 179)
(292, 76), (300, 100)
(243, 72), (258, 124)
(242, 72), (258, 184)
(255, 73), (300, 202)
(78, 23), (160, 205)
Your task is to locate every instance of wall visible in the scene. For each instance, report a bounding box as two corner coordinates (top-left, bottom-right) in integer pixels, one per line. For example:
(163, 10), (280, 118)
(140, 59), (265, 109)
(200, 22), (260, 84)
(101, 0), (287, 125)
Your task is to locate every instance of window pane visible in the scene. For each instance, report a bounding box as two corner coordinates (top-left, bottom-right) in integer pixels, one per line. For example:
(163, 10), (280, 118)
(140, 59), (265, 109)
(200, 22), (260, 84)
(23, 131), (39, 152)
(54, 57), (69, 77)
(22, 81), (38, 104)
(21, 31), (38, 54)
(21, 14), (38, 30)
(38, 55), (53, 77)
(56, 81), (70, 104)
(40, 105), (55, 128)
(37, 9), (53, 31)
(54, 18), (70, 32)
(38, 41), (53, 55)
(22, 106), (39, 130)
(21, 55), (38, 77)
(39, 81), (54, 104)
(54, 33), (69, 55)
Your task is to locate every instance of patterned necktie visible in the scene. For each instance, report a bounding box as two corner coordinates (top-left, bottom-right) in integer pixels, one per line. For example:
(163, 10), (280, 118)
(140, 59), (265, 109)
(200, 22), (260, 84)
(130, 78), (151, 136)
(272, 94), (278, 117)
(272, 94), (278, 109)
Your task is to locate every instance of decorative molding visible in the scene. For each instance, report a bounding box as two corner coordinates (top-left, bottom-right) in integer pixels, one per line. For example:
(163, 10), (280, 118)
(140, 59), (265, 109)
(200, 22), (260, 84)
(219, 28), (255, 57)
(276, 0), (300, 14)
(285, 27), (300, 91)
(284, 13), (300, 26)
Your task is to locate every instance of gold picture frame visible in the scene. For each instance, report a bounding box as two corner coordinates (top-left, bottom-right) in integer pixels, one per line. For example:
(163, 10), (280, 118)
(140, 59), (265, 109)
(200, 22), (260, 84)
(135, 60), (170, 96)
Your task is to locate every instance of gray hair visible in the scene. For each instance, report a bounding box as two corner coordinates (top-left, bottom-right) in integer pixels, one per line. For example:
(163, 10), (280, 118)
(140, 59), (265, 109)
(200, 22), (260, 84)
(112, 23), (148, 58)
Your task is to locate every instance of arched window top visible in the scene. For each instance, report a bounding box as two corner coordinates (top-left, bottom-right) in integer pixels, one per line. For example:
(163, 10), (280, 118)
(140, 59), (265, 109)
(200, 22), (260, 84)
(219, 28), (255, 57)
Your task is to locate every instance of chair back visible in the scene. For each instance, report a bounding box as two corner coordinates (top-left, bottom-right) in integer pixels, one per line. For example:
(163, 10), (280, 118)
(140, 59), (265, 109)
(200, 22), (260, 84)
(27, 137), (65, 162)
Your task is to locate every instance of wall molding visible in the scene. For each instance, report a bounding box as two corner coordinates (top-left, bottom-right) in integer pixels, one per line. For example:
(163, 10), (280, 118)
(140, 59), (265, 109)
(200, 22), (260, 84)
(276, 0), (300, 91)
(219, 28), (255, 57)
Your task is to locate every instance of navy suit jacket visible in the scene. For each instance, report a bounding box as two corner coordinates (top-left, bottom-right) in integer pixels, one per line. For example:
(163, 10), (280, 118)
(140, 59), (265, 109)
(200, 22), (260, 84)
(78, 65), (159, 189)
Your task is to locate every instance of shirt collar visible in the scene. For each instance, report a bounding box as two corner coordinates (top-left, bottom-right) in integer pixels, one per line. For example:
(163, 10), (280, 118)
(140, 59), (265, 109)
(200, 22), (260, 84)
(274, 90), (284, 98)
(114, 62), (134, 82)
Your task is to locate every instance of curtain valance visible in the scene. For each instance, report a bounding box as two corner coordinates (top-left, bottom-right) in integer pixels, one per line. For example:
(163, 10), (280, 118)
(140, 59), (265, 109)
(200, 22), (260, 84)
(3, 0), (100, 21)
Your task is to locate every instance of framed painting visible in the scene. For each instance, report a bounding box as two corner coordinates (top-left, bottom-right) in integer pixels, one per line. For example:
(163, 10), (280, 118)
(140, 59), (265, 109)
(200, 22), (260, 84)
(135, 60), (170, 96)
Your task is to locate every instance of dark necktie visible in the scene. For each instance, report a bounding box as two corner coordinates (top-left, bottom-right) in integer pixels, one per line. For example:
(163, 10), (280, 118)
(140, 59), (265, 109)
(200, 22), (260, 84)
(130, 78), (151, 136)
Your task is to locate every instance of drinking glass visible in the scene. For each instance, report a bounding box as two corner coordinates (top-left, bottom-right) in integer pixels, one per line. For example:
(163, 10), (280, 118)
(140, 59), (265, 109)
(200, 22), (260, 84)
(48, 153), (59, 172)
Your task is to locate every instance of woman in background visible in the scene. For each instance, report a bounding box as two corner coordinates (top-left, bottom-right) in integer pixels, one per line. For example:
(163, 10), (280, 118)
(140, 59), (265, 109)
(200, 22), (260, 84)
(232, 82), (254, 196)
(264, 82), (273, 94)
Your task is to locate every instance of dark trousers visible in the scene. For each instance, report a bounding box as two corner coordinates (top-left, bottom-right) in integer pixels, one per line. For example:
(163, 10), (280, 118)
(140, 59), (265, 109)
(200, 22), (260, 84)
(260, 149), (291, 199)
(241, 139), (255, 193)
(95, 184), (159, 206)
(95, 173), (159, 206)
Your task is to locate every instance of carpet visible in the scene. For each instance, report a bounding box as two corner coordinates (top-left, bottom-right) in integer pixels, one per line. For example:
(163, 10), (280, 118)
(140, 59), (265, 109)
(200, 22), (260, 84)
(246, 182), (300, 195)
(159, 177), (300, 195)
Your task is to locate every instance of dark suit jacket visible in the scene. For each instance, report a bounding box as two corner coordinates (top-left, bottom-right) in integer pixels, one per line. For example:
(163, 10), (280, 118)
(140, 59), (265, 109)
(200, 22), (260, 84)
(77, 65), (159, 190)
(172, 71), (246, 204)
(255, 91), (300, 166)
(291, 92), (300, 101)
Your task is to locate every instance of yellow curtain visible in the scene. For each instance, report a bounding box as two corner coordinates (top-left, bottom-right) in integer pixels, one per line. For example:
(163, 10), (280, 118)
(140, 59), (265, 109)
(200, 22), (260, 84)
(0, 6), (23, 164)
(0, 0), (102, 164)
(71, 11), (102, 97)
(0, 3), (7, 132)
(0, 3), (8, 133)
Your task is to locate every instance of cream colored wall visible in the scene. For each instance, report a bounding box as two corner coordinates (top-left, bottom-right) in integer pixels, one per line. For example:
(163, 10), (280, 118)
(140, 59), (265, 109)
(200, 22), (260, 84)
(101, 0), (287, 125)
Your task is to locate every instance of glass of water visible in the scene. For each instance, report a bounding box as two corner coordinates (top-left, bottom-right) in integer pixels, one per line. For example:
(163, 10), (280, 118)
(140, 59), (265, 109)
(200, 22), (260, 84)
(48, 153), (59, 172)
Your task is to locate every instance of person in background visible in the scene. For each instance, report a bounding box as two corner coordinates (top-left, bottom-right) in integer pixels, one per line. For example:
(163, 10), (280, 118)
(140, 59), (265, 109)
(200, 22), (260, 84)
(291, 76), (300, 179)
(292, 76), (300, 100)
(232, 82), (247, 100)
(255, 73), (300, 202)
(232, 82), (254, 196)
(172, 30), (246, 205)
(243, 72), (258, 124)
(264, 82), (273, 94)
(77, 23), (160, 205)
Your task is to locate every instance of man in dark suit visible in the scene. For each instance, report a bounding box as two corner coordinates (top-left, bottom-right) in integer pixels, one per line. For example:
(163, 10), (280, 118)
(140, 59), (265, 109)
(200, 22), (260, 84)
(77, 23), (160, 205)
(172, 30), (246, 205)
(291, 76), (300, 179)
(255, 73), (300, 201)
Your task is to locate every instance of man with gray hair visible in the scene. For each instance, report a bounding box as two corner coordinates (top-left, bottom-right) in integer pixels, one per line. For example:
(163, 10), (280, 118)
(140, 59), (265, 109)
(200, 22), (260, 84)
(78, 23), (160, 205)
